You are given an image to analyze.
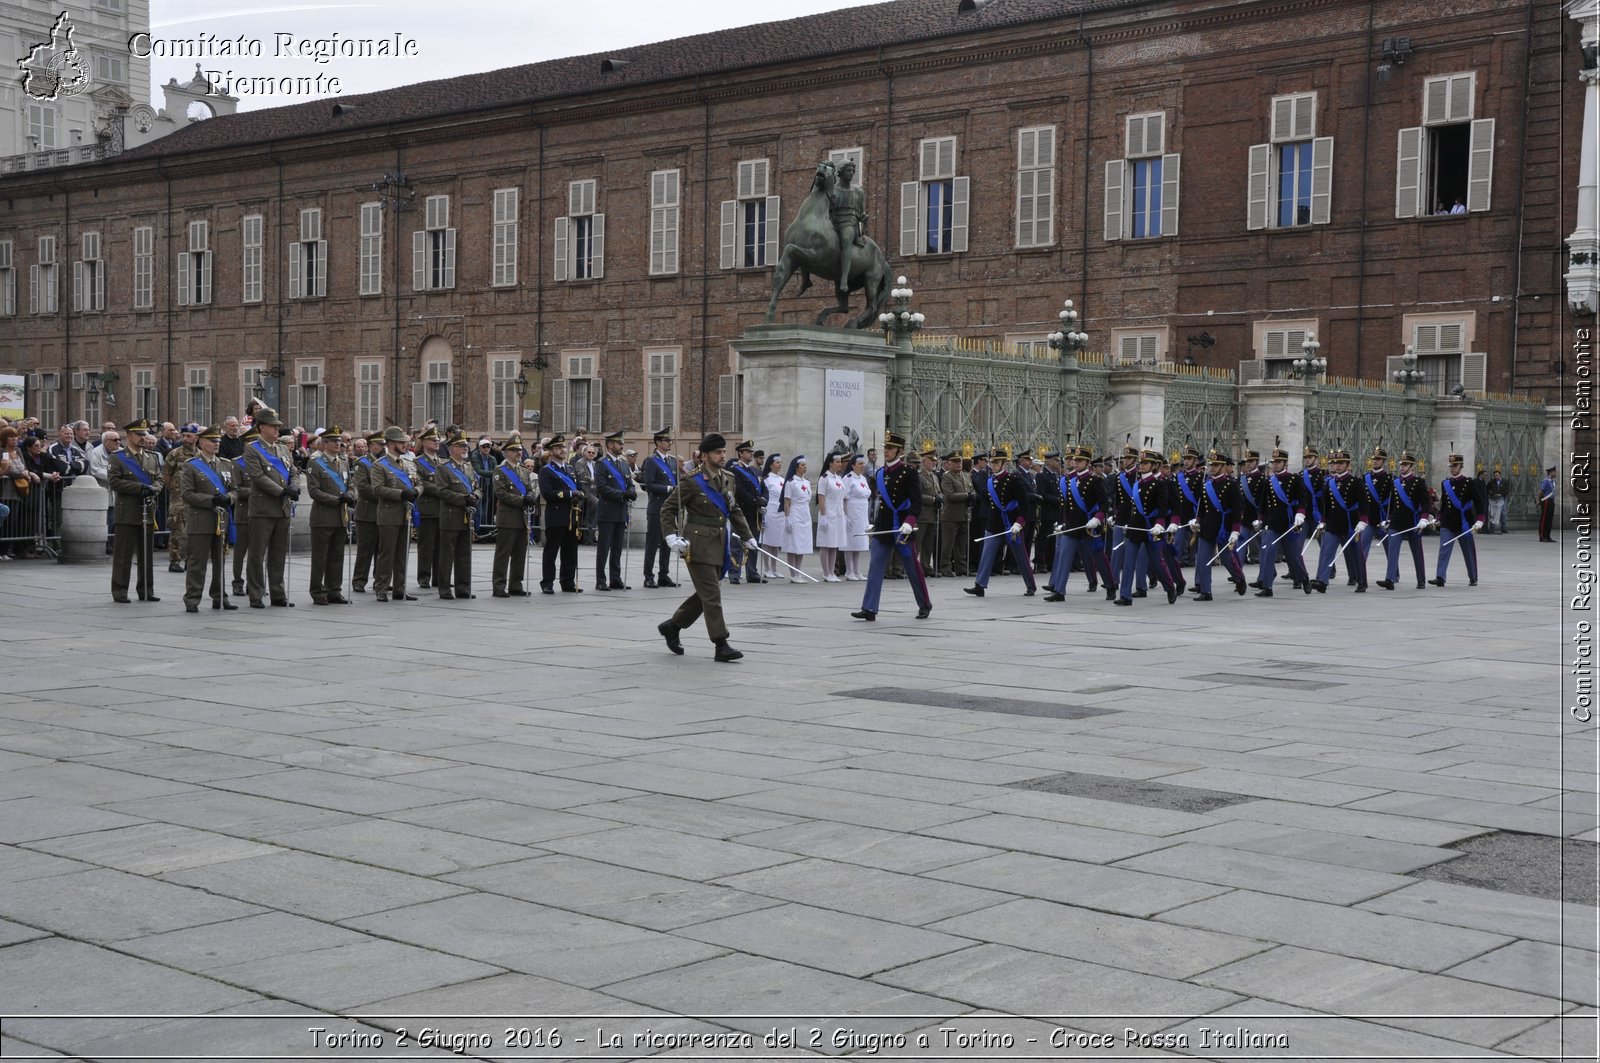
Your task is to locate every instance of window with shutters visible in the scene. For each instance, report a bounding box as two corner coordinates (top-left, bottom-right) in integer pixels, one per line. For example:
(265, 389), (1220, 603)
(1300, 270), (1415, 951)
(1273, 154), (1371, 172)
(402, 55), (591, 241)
(289, 208), (327, 299)
(1396, 73), (1493, 218)
(645, 348), (677, 432)
(133, 224), (153, 309)
(828, 147), (865, 187)
(721, 159), (779, 269)
(650, 169), (680, 275)
(1246, 94), (1334, 230)
(1105, 113), (1180, 240)
(94, 52), (124, 85)
(31, 372), (59, 430)
(0, 240), (14, 316)
(1007, 335), (1053, 359)
(555, 180), (604, 281)
(1015, 127), (1056, 248)
(177, 220), (211, 307)
(285, 362), (326, 430)
(178, 365), (211, 427)
(718, 349), (742, 434)
(413, 195), (456, 290)
(489, 357), (520, 434)
(241, 214), (263, 303)
(1252, 321), (1318, 379)
(356, 361), (383, 433)
(133, 367), (157, 421)
(76, 367), (102, 426)
(26, 104), (57, 150)
(358, 202), (382, 295)
(422, 360), (451, 426)
(902, 136), (969, 255)
(551, 353), (602, 435)
(72, 232), (105, 312)
(1112, 330), (1166, 366)
(30, 234), (58, 314)
(1390, 316), (1483, 396)
(492, 188), (518, 287)
(240, 363), (267, 418)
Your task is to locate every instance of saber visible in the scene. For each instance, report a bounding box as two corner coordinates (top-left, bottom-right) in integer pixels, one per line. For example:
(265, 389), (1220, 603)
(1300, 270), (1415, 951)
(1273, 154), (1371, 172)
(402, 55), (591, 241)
(1049, 523), (1094, 537)
(1339, 527), (1365, 554)
(749, 541), (821, 582)
(973, 528), (1020, 543)
(1441, 526), (1476, 547)
(1209, 527), (1262, 564)
(1300, 528), (1321, 561)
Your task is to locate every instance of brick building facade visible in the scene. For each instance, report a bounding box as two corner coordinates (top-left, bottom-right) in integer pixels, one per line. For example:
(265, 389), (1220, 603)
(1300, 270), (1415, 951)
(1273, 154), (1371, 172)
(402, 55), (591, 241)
(0, 0), (1583, 444)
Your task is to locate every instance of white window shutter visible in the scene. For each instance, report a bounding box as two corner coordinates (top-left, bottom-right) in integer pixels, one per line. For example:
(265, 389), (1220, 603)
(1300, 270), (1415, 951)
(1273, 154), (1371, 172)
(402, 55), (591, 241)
(1104, 160), (1125, 241)
(1119, 336), (1140, 363)
(720, 200), (737, 269)
(1017, 169), (1036, 246)
(951, 176), (970, 253)
(1467, 118), (1494, 212)
(1148, 113), (1166, 155)
(1160, 154), (1180, 237)
(568, 182), (584, 217)
(1461, 352), (1487, 393)
(1018, 128), (1037, 170)
(1396, 127), (1423, 219)
(410, 382), (425, 429)
(289, 241), (303, 298)
(550, 378), (568, 434)
(1424, 78), (1450, 125)
(589, 378), (603, 428)
(314, 241), (327, 296)
(29, 266), (38, 314)
(1414, 324), (1439, 353)
(94, 261), (104, 310)
(442, 229), (456, 288)
(412, 230), (427, 289)
(590, 215), (604, 279)
(285, 378), (301, 429)
(1439, 323), (1464, 351)
(1247, 144), (1271, 230)
(1310, 137), (1334, 225)
(177, 252), (190, 306)
(938, 138), (956, 179)
(1271, 97), (1295, 143)
(765, 196), (780, 266)
(199, 253), (211, 304)
(718, 374), (736, 432)
(177, 385), (189, 426)
(72, 260), (83, 311)
(736, 161), (754, 200)
(553, 217), (570, 282)
(1265, 330), (1287, 358)
(900, 182), (920, 256)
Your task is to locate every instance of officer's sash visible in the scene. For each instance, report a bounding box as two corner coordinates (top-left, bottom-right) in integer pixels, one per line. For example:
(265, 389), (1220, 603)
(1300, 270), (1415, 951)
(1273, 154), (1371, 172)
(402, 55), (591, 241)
(115, 451), (154, 487)
(691, 473), (735, 572)
(1327, 475), (1356, 515)
(188, 457), (235, 544)
(1204, 476), (1228, 518)
(499, 462), (528, 497)
(877, 465), (913, 524)
(1301, 469), (1323, 524)
(545, 464), (579, 495)
(314, 457), (346, 494)
(1269, 474), (1293, 509)
(445, 461), (477, 500)
(1177, 471), (1199, 509)
(250, 441), (291, 485)
(416, 455), (436, 477)
(1118, 471), (1148, 522)
(1067, 474), (1093, 518)
(652, 454), (677, 487)
(1394, 477), (1421, 515)
(732, 462), (764, 501)
(378, 458), (420, 527)
(986, 475), (1021, 541)
(1365, 472), (1389, 521)
(1443, 478), (1473, 518)
(604, 457), (629, 492)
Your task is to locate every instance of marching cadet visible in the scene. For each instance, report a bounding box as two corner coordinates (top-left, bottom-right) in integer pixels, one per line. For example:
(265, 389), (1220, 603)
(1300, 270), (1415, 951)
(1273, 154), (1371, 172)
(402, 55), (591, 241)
(229, 426), (255, 597)
(1237, 448), (1266, 568)
(595, 429), (638, 591)
(916, 447), (942, 578)
(305, 427), (353, 606)
(433, 430), (480, 599)
(964, 447), (1036, 598)
(1044, 445), (1113, 601)
(1253, 447), (1311, 597)
(937, 451), (971, 578)
(1313, 449), (1370, 593)
(107, 419), (162, 603)
(657, 432), (758, 661)
(411, 426), (444, 590)
(1011, 450), (1041, 574)
(1377, 451), (1432, 591)
(851, 431), (933, 622)
(161, 423), (200, 573)
(350, 431), (384, 593)
(729, 440), (767, 584)
(176, 424), (238, 612)
(538, 434), (583, 593)
(1108, 445), (1149, 599)
(1110, 448), (1180, 606)
(1190, 448), (1246, 600)
(243, 407), (300, 608)
(1298, 445), (1328, 588)
(1359, 445), (1395, 568)
(638, 428), (680, 589)
(1170, 445), (1203, 572)
(1432, 451), (1487, 587)
(370, 425), (420, 603)
(1034, 450), (1065, 576)
(491, 435), (535, 597)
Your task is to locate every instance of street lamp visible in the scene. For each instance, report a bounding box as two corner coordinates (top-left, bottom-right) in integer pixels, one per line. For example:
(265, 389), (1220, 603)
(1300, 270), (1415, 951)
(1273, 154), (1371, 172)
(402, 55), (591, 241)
(878, 276), (925, 344)
(1289, 332), (1326, 380)
(1047, 299), (1089, 357)
(1391, 343), (1427, 391)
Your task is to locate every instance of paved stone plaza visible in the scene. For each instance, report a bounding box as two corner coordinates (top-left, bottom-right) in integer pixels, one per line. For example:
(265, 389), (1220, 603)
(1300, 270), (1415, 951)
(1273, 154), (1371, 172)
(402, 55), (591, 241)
(0, 535), (1594, 1061)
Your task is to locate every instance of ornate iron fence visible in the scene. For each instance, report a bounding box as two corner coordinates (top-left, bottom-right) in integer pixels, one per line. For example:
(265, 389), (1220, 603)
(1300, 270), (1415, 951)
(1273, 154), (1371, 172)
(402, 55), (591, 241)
(1305, 382), (1434, 470)
(1474, 397), (1548, 520)
(1162, 368), (1238, 457)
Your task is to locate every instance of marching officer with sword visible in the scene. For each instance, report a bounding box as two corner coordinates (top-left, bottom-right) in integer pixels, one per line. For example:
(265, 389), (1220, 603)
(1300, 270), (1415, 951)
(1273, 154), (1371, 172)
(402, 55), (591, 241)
(657, 433), (759, 661)
(1432, 451), (1487, 587)
(1312, 449), (1370, 593)
(1043, 445), (1112, 602)
(851, 431), (933, 621)
(963, 447), (1037, 599)
(1377, 451), (1433, 591)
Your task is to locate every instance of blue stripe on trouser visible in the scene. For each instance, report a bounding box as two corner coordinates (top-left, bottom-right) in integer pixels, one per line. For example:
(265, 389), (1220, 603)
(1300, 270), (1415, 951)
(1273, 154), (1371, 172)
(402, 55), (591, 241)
(1118, 538), (1174, 600)
(1195, 536), (1244, 593)
(1109, 526), (1146, 592)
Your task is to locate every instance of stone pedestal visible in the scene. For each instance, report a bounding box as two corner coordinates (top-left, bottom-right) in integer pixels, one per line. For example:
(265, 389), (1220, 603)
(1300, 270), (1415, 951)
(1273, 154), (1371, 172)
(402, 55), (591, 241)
(1105, 369), (1167, 453)
(59, 477), (110, 563)
(1239, 382), (1310, 458)
(1431, 400), (1479, 477)
(731, 324), (894, 464)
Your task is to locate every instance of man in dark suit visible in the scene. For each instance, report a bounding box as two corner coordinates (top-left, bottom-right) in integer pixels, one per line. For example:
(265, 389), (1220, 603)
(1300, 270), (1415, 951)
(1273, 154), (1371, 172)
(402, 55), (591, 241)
(728, 440), (767, 584)
(638, 428), (679, 588)
(594, 429), (637, 591)
(491, 436), (534, 597)
(538, 434), (582, 593)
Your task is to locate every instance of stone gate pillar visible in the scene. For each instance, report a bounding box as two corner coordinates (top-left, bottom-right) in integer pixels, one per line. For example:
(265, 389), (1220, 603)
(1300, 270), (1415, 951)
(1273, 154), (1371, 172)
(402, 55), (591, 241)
(1105, 368), (1167, 454)
(1431, 400), (1480, 476)
(1238, 382), (1310, 458)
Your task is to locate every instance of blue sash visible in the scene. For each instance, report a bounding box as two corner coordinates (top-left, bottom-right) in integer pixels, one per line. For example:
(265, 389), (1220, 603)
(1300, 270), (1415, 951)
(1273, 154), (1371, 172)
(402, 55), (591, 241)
(1269, 473), (1293, 510)
(115, 451), (155, 487)
(1443, 478), (1472, 518)
(545, 464), (578, 495)
(732, 462), (763, 499)
(446, 461), (477, 499)
(1177, 471), (1199, 510)
(1119, 471), (1148, 521)
(877, 465), (912, 524)
(691, 473), (735, 571)
(314, 457), (346, 494)
(605, 457), (630, 491)
(416, 456), (435, 477)
(652, 454), (677, 487)
(1365, 472), (1389, 521)
(986, 475), (1020, 541)
(1327, 475), (1356, 515)
(1204, 476), (1228, 518)
(499, 462), (528, 497)
(1240, 472), (1259, 511)
(250, 441), (291, 485)
(1301, 469), (1323, 524)
(378, 457), (420, 527)
(1067, 474), (1093, 518)
(1394, 476), (1420, 515)
(189, 457), (235, 544)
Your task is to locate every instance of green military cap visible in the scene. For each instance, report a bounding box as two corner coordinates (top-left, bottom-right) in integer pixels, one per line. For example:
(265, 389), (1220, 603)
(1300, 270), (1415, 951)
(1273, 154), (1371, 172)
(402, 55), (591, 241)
(418, 426), (441, 442)
(382, 426), (410, 444)
(254, 407), (284, 427)
(445, 430), (471, 448)
(198, 424), (224, 441)
(122, 418), (152, 434)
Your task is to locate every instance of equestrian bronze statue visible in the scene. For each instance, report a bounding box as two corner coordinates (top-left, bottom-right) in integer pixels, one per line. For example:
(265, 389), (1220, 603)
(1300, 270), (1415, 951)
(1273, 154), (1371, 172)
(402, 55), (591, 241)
(765, 160), (892, 330)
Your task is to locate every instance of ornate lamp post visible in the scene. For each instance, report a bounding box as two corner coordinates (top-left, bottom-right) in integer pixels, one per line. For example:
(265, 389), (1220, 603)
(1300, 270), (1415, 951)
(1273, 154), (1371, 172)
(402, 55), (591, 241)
(1288, 332), (1326, 381)
(1392, 343), (1427, 394)
(878, 276), (925, 346)
(1048, 298), (1089, 449)
(514, 354), (550, 427)
(878, 276), (924, 437)
(1047, 299), (1089, 360)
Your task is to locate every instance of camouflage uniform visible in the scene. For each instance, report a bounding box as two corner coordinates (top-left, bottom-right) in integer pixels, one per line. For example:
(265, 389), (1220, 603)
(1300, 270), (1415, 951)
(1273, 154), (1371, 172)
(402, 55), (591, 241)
(162, 441), (198, 564)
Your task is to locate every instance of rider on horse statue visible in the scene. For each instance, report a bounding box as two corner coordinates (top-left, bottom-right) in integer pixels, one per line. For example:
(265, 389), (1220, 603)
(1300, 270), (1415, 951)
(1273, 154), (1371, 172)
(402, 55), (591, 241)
(828, 161), (868, 302)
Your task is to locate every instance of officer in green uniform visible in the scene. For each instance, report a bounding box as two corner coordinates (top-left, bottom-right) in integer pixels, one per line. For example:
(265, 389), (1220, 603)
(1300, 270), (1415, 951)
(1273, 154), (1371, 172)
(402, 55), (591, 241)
(492, 435), (534, 597)
(433, 430), (479, 599)
(656, 433), (757, 663)
(107, 418), (162, 603)
(229, 425), (256, 596)
(305, 427), (353, 605)
(369, 425), (419, 602)
(176, 424), (239, 612)
(412, 426), (443, 589)
(243, 407), (299, 608)
(162, 422), (200, 572)
(350, 431), (382, 592)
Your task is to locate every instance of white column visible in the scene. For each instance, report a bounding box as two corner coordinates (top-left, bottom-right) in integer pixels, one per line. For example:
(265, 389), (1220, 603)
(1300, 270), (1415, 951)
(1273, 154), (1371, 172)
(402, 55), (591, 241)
(1566, 1), (1600, 314)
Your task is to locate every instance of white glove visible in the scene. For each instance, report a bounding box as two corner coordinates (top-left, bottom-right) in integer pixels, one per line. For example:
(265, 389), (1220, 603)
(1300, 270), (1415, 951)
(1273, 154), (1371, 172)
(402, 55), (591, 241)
(1380, 520), (1391, 530)
(1188, 518), (1200, 532)
(666, 534), (689, 556)
(1355, 521), (1369, 534)
(1053, 523), (1066, 536)
(743, 538), (759, 551)
(898, 521), (914, 538)
(1314, 522), (1325, 533)
(1471, 520), (1483, 532)
(1293, 513), (1306, 528)
(1252, 519), (1263, 530)
(1151, 523), (1166, 537)
(1008, 521), (1023, 537)
(1227, 530), (1239, 545)
(1086, 517), (1102, 531)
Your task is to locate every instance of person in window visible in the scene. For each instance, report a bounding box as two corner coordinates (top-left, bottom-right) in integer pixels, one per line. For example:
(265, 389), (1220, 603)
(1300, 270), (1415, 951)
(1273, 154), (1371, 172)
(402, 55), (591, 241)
(1449, 197), (1467, 215)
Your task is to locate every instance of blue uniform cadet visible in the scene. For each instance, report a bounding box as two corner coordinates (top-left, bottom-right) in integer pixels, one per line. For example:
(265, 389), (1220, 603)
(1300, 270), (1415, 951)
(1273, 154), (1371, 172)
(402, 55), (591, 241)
(1253, 447), (1311, 596)
(1044, 445), (1113, 601)
(638, 428), (680, 589)
(1191, 449), (1247, 600)
(729, 441), (768, 584)
(1109, 449), (1180, 606)
(1378, 451), (1433, 590)
(1432, 452), (1487, 587)
(1313, 448), (1371, 592)
(964, 447), (1037, 598)
(851, 432), (932, 621)
(1108, 446), (1148, 596)
(1171, 446), (1204, 571)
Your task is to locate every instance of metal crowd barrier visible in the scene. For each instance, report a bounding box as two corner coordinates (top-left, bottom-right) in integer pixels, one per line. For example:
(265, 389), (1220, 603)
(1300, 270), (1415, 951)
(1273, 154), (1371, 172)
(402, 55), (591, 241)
(0, 486), (59, 559)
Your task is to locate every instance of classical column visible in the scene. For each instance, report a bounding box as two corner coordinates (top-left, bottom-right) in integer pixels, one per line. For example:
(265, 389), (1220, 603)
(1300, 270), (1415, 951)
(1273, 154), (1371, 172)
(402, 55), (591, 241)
(1565, 0), (1600, 315)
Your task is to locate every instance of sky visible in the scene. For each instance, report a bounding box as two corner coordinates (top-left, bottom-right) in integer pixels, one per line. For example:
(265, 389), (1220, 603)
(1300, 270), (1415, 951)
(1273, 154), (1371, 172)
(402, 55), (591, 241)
(146, 0), (877, 112)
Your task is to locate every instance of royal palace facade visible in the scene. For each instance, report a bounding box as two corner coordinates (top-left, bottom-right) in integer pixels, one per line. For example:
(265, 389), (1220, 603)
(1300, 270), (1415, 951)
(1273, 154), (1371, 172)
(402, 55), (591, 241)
(0, 0), (1591, 445)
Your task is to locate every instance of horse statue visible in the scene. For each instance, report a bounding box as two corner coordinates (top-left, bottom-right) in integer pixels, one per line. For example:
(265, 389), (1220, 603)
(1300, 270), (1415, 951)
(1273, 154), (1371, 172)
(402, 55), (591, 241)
(765, 161), (892, 330)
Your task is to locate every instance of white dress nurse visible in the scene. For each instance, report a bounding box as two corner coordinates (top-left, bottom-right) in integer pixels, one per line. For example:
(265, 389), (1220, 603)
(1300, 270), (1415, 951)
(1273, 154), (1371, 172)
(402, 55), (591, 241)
(814, 453), (849, 581)
(780, 456), (813, 582)
(843, 454), (872, 580)
(759, 454), (786, 578)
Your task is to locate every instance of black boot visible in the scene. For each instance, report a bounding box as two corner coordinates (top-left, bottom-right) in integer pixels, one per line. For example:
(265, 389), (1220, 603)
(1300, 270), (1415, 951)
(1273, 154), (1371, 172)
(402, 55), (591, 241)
(658, 620), (684, 655)
(713, 638), (744, 663)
